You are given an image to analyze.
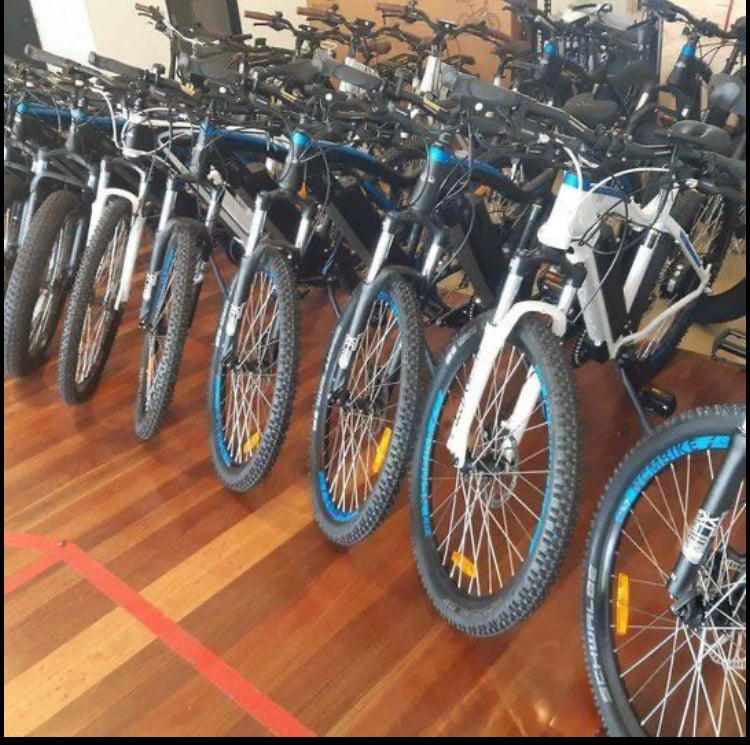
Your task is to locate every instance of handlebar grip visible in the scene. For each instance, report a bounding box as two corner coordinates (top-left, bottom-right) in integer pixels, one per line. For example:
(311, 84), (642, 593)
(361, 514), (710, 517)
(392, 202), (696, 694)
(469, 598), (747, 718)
(709, 152), (747, 182)
(297, 6), (328, 19)
(388, 107), (433, 138)
(24, 44), (72, 69)
(335, 64), (382, 91)
(244, 11), (276, 22)
(313, 54), (382, 91)
(442, 67), (522, 110)
(88, 52), (142, 79)
(376, 3), (408, 14)
(134, 3), (157, 14)
(265, 59), (321, 84)
(602, 135), (671, 160)
(365, 39), (392, 56)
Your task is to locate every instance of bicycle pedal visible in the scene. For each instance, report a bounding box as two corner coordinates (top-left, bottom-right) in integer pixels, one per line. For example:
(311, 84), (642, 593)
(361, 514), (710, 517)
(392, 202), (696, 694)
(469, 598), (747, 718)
(712, 329), (746, 370)
(638, 385), (677, 419)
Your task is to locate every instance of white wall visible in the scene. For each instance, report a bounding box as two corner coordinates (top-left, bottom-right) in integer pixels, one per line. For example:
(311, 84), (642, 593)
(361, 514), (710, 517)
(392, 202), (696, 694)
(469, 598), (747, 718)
(29, 0), (96, 64)
(30, 0), (748, 80)
(85, 0), (171, 69)
(29, 0), (303, 69)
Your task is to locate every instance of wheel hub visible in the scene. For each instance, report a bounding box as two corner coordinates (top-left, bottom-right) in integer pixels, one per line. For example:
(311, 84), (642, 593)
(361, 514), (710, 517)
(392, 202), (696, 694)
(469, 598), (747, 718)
(696, 548), (746, 671)
(463, 426), (520, 508)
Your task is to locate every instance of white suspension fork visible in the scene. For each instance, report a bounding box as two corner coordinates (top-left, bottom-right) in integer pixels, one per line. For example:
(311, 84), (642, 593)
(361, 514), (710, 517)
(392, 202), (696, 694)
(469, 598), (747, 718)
(88, 162), (112, 241)
(446, 270), (572, 468)
(115, 212), (147, 308)
(243, 195), (268, 258)
(90, 184), (145, 309)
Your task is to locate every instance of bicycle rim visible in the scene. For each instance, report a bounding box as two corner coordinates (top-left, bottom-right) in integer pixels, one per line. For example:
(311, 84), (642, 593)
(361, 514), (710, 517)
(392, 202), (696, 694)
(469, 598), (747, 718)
(75, 215), (128, 385)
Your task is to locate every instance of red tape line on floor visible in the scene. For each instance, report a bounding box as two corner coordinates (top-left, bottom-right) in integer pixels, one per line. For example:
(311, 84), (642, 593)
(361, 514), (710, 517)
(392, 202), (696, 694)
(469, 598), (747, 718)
(4, 530), (315, 738)
(4, 553), (62, 596)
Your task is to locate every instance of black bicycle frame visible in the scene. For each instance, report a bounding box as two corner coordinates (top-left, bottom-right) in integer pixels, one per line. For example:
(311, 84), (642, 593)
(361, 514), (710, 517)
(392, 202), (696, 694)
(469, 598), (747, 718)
(330, 141), (555, 391)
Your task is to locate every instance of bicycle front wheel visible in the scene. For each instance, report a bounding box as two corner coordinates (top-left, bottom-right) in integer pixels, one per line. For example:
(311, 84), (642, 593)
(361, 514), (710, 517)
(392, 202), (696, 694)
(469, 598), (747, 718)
(410, 314), (581, 636)
(583, 405), (746, 736)
(310, 275), (423, 545)
(58, 198), (131, 404)
(134, 222), (198, 440)
(209, 244), (299, 492)
(4, 189), (83, 377)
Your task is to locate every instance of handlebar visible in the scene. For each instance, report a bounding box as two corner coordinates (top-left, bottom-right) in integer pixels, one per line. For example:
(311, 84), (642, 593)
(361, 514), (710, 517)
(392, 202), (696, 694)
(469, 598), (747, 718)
(88, 51), (143, 80)
(24, 44), (100, 79)
(701, 151), (747, 182)
(296, 6), (331, 20)
(376, 3), (409, 16)
(642, 0), (733, 38)
(363, 39), (392, 56)
(134, 3), (160, 16)
(263, 59), (322, 85)
(245, 11), (277, 23)
(313, 54), (383, 91)
(483, 26), (514, 44)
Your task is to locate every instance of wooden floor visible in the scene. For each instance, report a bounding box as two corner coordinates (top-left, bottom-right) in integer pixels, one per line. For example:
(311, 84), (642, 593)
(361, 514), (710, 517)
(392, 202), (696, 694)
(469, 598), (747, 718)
(4, 271), (746, 737)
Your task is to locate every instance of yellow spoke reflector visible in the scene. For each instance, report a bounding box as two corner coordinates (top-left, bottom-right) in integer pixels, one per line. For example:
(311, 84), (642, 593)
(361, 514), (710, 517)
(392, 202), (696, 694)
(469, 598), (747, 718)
(616, 572), (630, 636)
(474, 185), (490, 198)
(242, 432), (261, 457)
(451, 552), (478, 579)
(370, 427), (393, 476)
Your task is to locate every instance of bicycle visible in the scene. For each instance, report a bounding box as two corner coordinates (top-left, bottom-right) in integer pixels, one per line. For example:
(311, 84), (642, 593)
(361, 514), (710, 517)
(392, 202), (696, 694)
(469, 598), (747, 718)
(410, 68), (746, 636)
(4, 46), (124, 378)
(308, 56), (557, 546)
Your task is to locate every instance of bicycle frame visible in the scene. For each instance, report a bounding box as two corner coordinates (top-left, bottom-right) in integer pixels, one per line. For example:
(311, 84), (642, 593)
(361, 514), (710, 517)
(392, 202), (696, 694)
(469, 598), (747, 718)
(332, 143), (552, 386)
(447, 169), (712, 466)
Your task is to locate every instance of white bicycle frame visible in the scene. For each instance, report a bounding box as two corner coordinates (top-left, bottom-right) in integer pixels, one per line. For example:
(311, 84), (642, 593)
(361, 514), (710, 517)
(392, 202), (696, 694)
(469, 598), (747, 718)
(419, 54), (456, 98)
(447, 165), (712, 467)
(339, 56), (380, 96)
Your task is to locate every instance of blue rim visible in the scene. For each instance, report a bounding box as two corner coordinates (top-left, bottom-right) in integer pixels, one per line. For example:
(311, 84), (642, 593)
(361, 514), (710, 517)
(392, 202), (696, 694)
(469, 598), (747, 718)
(319, 290), (400, 521)
(419, 352), (554, 567)
(212, 269), (277, 469)
(616, 435), (732, 525)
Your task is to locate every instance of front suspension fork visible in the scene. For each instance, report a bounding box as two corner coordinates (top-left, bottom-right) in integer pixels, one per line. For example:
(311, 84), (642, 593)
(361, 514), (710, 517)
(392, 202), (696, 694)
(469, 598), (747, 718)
(667, 420), (747, 618)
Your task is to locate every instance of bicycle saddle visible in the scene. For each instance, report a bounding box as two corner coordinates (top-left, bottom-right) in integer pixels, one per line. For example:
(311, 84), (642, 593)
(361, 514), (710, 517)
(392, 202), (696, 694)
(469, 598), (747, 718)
(670, 120), (734, 156)
(563, 92), (619, 128)
(708, 73), (746, 117)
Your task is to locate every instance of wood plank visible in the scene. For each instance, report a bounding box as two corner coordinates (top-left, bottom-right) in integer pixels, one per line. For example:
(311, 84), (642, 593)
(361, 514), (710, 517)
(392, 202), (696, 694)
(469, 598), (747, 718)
(4, 266), (745, 736)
